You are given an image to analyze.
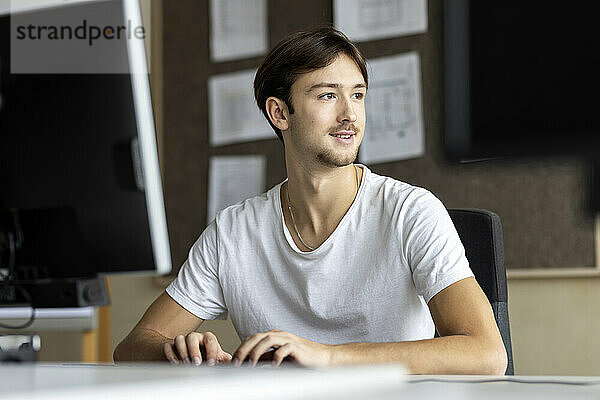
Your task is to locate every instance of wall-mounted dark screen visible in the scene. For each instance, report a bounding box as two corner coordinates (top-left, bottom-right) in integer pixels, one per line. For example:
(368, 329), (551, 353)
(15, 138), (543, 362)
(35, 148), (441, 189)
(444, 0), (600, 161)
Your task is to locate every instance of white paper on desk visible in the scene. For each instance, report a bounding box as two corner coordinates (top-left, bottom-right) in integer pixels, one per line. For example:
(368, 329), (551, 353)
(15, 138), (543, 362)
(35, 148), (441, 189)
(207, 155), (266, 224)
(209, 0), (268, 62)
(334, 0), (428, 42)
(359, 52), (424, 164)
(208, 69), (274, 146)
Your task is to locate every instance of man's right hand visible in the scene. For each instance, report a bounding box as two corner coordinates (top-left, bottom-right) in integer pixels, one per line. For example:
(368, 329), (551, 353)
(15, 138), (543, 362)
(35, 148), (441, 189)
(164, 331), (232, 366)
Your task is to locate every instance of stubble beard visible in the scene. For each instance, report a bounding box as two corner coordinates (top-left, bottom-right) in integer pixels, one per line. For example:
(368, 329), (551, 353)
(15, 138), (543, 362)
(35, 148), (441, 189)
(291, 132), (359, 168)
(288, 119), (360, 168)
(315, 145), (359, 167)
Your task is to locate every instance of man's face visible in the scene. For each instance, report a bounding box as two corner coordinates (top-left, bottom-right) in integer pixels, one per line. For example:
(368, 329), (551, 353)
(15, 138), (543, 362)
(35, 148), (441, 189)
(284, 53), (366, 168)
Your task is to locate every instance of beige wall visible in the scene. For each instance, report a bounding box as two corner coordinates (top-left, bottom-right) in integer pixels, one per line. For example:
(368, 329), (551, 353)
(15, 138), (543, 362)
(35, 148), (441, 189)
(110, 275), (242, 355)
(508, 277), (600, 375)
(106, 274), (600, 376)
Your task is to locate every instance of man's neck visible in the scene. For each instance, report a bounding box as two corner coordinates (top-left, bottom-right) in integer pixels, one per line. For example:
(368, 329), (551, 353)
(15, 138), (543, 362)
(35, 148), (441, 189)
(283, 157), (362, 237)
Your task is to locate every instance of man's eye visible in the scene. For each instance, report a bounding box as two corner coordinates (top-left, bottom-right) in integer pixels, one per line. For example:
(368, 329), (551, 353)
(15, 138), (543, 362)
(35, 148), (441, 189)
(319, 93), (336, 100)
(353, 93), (365, 100)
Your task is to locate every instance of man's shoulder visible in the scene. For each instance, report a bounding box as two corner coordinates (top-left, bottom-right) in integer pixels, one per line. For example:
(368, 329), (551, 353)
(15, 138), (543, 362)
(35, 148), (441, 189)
(214, 182), (282, 225)
(362, 168), (448, 230)
(366, 167), (434, 204)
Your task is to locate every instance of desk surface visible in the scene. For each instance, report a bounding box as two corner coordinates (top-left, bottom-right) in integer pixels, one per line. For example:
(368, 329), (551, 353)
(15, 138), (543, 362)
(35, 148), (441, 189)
(403, 375), (600, 400)
(0, 307), (96, 331)
(1, 364), (599, 400)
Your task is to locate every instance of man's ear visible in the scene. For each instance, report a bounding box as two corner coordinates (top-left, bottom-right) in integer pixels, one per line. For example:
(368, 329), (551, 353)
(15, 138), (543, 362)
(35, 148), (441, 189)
(265, 97), (289, 131)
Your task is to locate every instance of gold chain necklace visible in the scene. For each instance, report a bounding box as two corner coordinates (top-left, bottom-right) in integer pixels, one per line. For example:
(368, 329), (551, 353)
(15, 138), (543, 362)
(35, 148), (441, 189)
(286, 165), (360, 251)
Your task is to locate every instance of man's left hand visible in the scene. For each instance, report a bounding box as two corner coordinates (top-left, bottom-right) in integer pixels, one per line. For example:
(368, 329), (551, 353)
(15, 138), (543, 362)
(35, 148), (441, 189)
(232, 329), (333, 367)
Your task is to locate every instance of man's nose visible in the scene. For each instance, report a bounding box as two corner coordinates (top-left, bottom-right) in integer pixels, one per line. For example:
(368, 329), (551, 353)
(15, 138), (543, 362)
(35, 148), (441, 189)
(337, 97), (357, 123)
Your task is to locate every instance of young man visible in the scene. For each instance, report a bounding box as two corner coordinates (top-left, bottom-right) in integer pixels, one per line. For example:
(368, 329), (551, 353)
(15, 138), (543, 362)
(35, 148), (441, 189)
(114, 27), (507, 374)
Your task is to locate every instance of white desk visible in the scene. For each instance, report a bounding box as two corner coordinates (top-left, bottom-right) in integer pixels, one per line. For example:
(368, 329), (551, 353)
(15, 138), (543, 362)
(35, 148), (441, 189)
(403, 375), (600, 400)
(0, 363), (406, 400)
(1, 364), (599, 400)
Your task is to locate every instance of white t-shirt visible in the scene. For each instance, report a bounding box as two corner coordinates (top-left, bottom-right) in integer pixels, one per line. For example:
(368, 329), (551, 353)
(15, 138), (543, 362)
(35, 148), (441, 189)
(166, 164), (473, 343)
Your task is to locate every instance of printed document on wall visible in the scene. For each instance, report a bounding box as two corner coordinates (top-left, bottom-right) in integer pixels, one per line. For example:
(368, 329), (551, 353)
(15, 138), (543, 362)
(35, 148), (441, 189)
(207, 155), (266, 224)
(209, 0), (267, 62)
(334, 0), (428, 42)
(208, 69), (273, 146)
(359, 52), (424, 164)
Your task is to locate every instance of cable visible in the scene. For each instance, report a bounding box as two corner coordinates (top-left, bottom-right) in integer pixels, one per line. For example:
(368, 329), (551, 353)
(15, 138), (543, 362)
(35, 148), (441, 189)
(10, 208), (24, 248)
(0, 231), (36, 330)
(0, 291), (36, 330)
(408, 377), (600, 386)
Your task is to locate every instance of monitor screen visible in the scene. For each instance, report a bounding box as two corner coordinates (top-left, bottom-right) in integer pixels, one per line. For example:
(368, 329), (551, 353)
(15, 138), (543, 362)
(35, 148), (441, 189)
(444, 0), (600, 161)
(0, 0), (171, 278)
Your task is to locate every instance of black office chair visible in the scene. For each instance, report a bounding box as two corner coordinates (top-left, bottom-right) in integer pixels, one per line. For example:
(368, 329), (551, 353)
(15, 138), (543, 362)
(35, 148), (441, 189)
(447, 208), (514, 375)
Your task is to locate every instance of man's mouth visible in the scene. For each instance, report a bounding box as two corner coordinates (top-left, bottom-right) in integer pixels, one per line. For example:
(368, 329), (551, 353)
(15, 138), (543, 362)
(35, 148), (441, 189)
(329, 130), (356, 144)
(329, 131), (355, 139)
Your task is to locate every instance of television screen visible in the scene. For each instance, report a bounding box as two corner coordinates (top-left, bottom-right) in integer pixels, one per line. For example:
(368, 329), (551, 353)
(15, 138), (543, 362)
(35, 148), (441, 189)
(444, 0), (600, 161)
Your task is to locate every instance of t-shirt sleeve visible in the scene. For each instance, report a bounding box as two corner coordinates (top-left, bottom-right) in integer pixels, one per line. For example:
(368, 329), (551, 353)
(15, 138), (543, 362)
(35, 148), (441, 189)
(402, 188), (474, 304)
(166, 220), (228, 320)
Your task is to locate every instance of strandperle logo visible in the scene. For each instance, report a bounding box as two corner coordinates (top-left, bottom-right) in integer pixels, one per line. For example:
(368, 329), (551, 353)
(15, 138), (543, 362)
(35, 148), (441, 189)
(15, 19), (145, 46)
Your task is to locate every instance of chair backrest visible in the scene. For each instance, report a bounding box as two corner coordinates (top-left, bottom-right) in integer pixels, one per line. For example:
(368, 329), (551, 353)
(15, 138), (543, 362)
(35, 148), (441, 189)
(447, 208), (514, 375)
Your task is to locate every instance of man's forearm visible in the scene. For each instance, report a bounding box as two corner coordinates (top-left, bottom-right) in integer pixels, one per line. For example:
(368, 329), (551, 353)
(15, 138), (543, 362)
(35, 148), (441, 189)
(330, 335), (507, 375)
(113, 327), (171, 362)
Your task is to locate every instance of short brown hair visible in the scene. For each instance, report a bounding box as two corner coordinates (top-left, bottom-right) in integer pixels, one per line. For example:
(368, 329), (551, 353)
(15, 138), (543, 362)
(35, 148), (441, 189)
(254, 26), (368, 145)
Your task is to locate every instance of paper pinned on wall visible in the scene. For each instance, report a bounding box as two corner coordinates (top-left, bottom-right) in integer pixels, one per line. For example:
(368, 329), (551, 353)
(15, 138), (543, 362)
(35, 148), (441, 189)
(209, 0), (268, 62)
(333, 0), (428, 42)
(359, 52), (424, 164)
(207, 155), (266, 224)
(208, 69), (274, 146)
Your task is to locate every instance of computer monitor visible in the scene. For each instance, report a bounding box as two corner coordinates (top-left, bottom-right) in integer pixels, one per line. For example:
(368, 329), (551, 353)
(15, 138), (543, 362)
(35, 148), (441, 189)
(0, 0), (171, 291)
(444, 0), (600, 162)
